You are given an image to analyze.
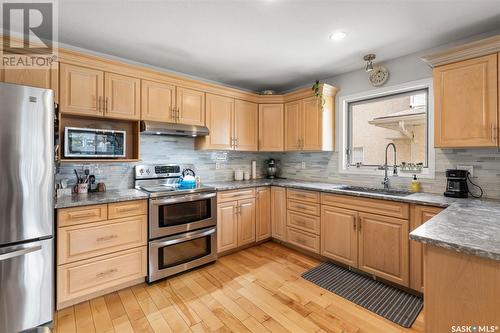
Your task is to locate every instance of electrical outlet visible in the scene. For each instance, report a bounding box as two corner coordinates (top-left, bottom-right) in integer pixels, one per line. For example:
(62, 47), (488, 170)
(301, 161), (306, 169)
(457, 165), (474, 177)
(215, 162), (221, 170)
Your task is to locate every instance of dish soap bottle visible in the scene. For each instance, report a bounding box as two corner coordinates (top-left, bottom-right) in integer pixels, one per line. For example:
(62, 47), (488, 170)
(410, 174), (421, 193)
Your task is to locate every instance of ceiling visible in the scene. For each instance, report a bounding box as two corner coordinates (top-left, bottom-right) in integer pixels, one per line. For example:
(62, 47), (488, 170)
(59, 0), (500, 92)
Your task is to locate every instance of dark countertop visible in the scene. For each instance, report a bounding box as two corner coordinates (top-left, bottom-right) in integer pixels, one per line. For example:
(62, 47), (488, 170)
(54, 189), (149, 209)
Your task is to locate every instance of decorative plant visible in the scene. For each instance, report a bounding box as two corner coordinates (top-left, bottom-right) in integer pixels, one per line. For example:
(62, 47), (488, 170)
(312, 80), (326, 106)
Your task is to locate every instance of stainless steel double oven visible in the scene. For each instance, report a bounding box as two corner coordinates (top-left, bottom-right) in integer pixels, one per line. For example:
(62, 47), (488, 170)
(147, 190), (217, 282)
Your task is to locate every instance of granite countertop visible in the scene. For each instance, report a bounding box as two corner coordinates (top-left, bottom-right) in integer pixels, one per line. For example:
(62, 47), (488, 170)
(55, 189), (149, 209)
(206, 179), (500, 261)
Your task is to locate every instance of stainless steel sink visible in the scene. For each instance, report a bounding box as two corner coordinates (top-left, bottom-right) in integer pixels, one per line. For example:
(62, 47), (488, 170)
(339, 186), (412, 197)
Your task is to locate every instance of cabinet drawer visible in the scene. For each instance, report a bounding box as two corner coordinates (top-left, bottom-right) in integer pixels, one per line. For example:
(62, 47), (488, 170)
(57, 215), (147, 265)
(287, 227), (320, 254)
(287, 189), (320, 203)
(287, 199), (320, 216)
(108, 200), (147, 219)
(217, 188), (255, 203)
(57, 247), (147, 304)
(58, 204), (108, 227)
(321, 193), (409, 219)
(287, 211), (320, 234)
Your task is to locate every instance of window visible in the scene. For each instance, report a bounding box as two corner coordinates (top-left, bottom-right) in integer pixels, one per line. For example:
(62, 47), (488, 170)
(340, 80), (434, 177)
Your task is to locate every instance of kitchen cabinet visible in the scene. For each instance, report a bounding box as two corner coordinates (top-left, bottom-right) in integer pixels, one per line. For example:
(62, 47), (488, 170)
(255, 187), (271, 241)
(176, 87), (205, 126)
(2, 64), (59, 102)
(198, 94), (258, 151)
(234, 99), (258, 151)
(56, 200), (147, 309)
(217, 201), (239, 253)
(321, 193), (410, 287)
(284, 95), (334, 151)
(104, 72), (141, 120)
(59, 63), (103, 117)
(259, 104), (284, 151)
(141, 80), (176, 122)
(60, 63), (140, 120)
(321, 206), (358, 267)
(410, 205), (443, 292)
(271, 186), (287, 241)
(236, 198), (256, 246)
(358, 212), (409, 286)
(286, 189), (320, 254)
(434, 54), (498, 147)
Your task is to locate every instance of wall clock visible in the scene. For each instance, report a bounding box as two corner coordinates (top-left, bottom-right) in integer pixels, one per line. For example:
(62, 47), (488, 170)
(369, 66), (390, 87)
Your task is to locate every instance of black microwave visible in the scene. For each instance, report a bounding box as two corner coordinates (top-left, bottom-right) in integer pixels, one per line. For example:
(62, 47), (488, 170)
(64, 127), (126, 158)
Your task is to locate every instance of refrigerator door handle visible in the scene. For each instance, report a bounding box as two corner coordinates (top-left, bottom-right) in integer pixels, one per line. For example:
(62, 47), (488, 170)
(0, 245), (42, 261)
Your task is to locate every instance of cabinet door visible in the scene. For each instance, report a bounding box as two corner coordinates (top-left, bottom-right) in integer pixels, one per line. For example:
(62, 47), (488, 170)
(434, 54), (498, 147)
(271, 186), (287, 241)
(3, 64), (58, 102)
(259, 104), (284, 151)
(255, 187), (271, 241)
(217, 202), (238, 253)
(176, 87), (205, 126)
(234, 100), (258, 151)
(301, 96), (322, 151)
(141, 80), (176, 122)
(204, 93), (234, 149)
(284, 101), (302, 151)
(104, 72), (140, 120)
(321, 206), (358, 267)
(410, 205), (443, 292)
(358, 212), (409, 286)
(237, 198), (256, 246)
(59, 63), (103, 117)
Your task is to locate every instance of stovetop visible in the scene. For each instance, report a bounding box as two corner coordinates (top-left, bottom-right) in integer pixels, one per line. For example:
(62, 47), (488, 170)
(136, 183), (216, 198)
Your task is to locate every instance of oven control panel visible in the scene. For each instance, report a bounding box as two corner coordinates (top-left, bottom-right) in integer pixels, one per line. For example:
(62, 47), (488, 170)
(135, 164), (181, 179)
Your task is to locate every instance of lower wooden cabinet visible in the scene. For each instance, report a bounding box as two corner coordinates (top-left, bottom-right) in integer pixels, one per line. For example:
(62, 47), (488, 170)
(321, 205), (358, 267)
(358, 212), (409, 286)
(56, 200), (148, 309)
(271, 186), (287, 241)
(217, 195), (256, 253)
(255, 187), (271, 241)
(410, 205), (443, 292)
(286, 227), (320, 254)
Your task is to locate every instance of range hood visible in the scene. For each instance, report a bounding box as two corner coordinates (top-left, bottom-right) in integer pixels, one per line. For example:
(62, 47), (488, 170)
(140, 121), (209, 137)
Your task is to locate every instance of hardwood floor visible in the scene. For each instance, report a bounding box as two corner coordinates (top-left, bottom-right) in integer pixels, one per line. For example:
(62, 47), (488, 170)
(53, 242), (424, 333)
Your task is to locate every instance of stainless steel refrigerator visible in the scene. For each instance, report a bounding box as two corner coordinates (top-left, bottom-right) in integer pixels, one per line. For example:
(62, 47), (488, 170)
(0, 82), (54, 332)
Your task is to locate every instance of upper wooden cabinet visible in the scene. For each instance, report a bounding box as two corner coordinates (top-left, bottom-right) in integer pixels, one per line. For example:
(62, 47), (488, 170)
(234, 100), (258, 151)
(60, 63), (103, 117)
(104, 73), (140, 120)
(284, 94), (334, 151)
(2, 64), (59, 102)
(141, 80), (176, 122)
(60, 63), (140, 120)
(197, 93), (258, 151)
(176, 87), (205, 126)
(434, 54), (498, 148)
(259, 104), (284, 151)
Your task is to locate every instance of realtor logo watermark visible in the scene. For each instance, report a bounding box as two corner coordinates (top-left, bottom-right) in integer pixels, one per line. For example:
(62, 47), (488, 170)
(1, 0), (58, 69)
(451, 325), (499, 332)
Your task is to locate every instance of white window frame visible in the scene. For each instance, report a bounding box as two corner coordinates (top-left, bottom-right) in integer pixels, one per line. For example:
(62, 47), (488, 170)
(338, 78), (435, 179)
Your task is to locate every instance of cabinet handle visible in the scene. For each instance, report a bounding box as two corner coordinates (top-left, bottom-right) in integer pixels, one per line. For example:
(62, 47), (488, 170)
(358, 216), (362, 231)
(105, 97), (109, 113)
(96, 268), (118, 278)
(96, 234), (118, 242)
(176, 107), (180, 121)
(353, 219), (356, 230)
(171, 107), (175, 120)
(115, 205), (139, 212)
(97, 96), (102, 113)
(68, 211), (98, 219)
(492, 123), (498, 142)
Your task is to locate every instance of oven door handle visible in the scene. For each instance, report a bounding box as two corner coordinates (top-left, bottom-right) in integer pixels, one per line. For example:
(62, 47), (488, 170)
(150, 192), (216, 205)
(151, 227), (216, 247)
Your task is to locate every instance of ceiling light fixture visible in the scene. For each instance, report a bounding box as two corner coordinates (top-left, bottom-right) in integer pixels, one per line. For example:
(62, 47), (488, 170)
(364, 54), (376, 72)
(329, 31), (347, 41)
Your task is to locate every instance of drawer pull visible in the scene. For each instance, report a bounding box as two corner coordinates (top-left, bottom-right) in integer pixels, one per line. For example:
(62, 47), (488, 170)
(116, 206), (138, 212)
(295, 237), (306, 244)
(96, 234), (118, 242)
(96, 268), (118, 278)
(294, 205), (308, 210)
(68, 211), (98, 219)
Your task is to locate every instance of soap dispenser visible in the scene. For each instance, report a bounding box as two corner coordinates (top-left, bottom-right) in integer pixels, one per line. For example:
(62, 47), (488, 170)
(410, 174), (421, 193)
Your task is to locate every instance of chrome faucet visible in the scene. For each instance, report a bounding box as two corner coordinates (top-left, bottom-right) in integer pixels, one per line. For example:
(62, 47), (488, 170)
(380, 143), (398, 190)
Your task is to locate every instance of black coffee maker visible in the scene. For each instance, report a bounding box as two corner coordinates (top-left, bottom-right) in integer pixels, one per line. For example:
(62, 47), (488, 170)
(444, 169), (469, 198)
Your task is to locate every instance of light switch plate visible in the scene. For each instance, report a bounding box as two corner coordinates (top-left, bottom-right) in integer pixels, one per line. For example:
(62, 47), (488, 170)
(301, 161), (306, 169)
(457, 165), (473, 177)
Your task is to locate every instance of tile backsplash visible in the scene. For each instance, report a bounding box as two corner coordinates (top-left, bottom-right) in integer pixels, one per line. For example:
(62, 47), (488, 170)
(56, 135), (272, 190)
(56, 135), (500, 200)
